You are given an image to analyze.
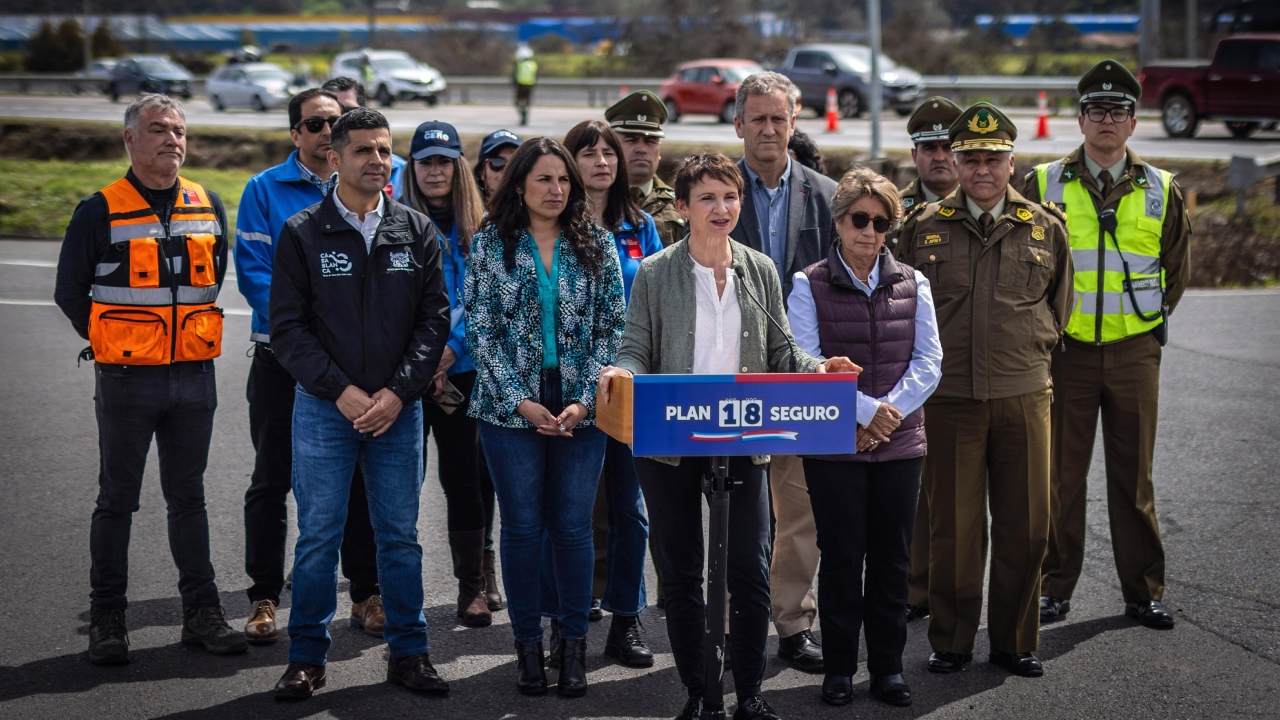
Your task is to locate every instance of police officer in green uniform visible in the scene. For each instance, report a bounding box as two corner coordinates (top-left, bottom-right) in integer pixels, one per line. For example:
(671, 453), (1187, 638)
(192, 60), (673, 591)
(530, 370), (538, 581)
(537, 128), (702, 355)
(605, 90), (686, 247)
(898, 95), (963, 623)
(897, 103), (1074, 678)
(1022, 60), (1190, 630)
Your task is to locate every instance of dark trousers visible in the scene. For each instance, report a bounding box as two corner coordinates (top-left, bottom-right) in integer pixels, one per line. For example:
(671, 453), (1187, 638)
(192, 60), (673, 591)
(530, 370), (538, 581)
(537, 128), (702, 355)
(804, 457), (922, 676)
(635, 456), (771, 702)
(244, 343), (379, 606)
(423, 370), (487, 533)
(90, 361), (221, 611)
(1043, 333), (1166, 604)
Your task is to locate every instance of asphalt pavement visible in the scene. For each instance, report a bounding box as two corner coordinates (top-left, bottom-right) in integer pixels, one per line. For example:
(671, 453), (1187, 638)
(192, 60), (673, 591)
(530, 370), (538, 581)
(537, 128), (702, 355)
(3, 94), (1280, 161)
(1, 238), (1278, 719)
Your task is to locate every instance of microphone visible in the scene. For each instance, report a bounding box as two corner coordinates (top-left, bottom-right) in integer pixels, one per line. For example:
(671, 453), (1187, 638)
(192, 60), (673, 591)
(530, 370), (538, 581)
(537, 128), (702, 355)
(735, 266), (799, 373)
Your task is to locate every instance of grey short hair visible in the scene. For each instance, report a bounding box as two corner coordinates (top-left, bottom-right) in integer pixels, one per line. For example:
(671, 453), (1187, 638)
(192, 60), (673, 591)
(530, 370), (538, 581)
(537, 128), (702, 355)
(734, 71), (800, 121)
(124, 93), (186, 132)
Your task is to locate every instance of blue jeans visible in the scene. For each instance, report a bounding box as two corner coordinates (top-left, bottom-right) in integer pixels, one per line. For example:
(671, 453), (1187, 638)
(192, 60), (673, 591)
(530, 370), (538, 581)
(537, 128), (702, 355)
(479, 421), (606, 644)
(288, 387), (429, 665)
(540, 436), (649, 617)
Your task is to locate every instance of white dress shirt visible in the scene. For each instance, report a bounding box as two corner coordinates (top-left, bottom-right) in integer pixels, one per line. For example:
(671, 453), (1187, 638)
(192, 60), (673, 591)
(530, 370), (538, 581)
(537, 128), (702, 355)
(332, 186), (385, 254)
(787, 253), (943, 426)
(691, 259), (742, 375)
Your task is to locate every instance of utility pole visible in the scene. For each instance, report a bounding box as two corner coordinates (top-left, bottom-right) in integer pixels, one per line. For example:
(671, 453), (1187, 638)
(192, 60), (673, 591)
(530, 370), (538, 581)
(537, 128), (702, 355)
(1139, 0), (1161, 66)
(367, 0), (376, 48)
(868, 0), (882, 159)
(82, 0), (92, 71)
(1186, 0), (1197, 59)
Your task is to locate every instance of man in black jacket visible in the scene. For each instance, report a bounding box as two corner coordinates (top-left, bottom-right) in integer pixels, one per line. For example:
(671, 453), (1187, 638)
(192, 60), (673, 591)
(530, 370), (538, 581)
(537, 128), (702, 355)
(267, 108), (452, 700)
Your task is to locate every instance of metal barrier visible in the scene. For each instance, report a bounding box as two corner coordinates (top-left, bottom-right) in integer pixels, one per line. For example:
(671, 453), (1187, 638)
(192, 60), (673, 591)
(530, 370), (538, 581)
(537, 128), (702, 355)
(0, 72), (1079, 109)
(1227, 154), (1280, 218)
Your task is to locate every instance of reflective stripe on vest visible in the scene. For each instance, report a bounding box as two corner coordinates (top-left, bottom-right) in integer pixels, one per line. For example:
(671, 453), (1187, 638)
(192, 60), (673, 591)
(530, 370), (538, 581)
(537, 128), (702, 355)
(90, 176), (223, 364)
(1036, 160), (1170, 343)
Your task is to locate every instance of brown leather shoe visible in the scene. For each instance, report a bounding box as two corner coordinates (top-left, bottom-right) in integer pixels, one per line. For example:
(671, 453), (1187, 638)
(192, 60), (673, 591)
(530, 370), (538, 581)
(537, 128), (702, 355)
(387, 653), (450, 694)
(274, 662), (326, 700)
(351, 595), (385, 637)
(244, 599), (278, 644)
(483, 551), (504, 611)
(460, 590), (493, 627)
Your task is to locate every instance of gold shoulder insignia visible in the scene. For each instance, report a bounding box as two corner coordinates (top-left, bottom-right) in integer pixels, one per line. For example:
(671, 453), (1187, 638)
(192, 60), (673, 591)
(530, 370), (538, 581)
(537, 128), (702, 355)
(904, 202), (927, 222)
(1040, 200), (1067, 222)
(938, 206), (956, 218)
(1016, 207), (1033, 222)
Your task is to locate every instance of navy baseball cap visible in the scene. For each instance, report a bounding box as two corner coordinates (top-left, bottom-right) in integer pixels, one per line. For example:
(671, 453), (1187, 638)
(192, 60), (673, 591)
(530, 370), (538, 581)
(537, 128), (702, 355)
(411, 121), (462, 161)
(479, 129), (523, 159)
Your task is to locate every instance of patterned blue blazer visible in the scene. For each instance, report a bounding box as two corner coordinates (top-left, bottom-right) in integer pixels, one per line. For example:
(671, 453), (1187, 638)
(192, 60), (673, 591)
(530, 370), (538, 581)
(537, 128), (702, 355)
(464, 224), (626, 428)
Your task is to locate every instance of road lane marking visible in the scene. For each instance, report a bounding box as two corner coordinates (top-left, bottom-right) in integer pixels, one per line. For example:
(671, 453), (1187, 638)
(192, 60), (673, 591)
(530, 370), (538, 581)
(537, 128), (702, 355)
(0, 299), (250, 315)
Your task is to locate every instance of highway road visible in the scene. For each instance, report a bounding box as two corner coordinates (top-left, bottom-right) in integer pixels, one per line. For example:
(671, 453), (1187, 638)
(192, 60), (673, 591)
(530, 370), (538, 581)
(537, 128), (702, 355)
(0, 239), (1279, 718)
(4, 94), (1280, 161)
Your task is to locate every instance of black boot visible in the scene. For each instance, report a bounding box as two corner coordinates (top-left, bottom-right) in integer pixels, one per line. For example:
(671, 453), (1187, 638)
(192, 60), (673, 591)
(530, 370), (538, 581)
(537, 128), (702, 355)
(88, 608), (129, 665)
(547, 618), (562, 669)
(605, 614), (654, 667)
(182, 605), (249, 655)
(515, 640), (548, 696)
(558, 636), (588, 697)
(448, 530), (492, 627)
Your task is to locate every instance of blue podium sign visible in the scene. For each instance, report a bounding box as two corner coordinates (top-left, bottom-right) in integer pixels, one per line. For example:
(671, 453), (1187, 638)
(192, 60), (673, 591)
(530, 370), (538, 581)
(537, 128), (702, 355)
(629, 373), (859, 457)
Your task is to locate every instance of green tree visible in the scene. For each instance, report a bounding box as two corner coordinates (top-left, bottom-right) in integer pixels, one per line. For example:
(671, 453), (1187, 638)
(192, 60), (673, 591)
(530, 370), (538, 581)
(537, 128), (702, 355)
(25, 20), (83, 73)
(91, 22), (123, 58)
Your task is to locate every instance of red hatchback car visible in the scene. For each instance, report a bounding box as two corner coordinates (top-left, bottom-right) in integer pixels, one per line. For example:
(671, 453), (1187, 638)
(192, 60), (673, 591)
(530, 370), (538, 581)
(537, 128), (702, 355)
(660, 59), (767, 124)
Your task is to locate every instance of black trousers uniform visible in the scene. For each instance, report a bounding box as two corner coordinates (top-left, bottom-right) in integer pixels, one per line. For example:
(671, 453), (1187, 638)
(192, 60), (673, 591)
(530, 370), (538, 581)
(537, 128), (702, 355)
(244, 342), (379, 606)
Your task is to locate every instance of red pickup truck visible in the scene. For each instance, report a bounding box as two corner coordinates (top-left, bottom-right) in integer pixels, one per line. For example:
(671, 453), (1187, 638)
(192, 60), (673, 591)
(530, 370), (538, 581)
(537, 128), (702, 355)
(1139, 34), (1280, 138)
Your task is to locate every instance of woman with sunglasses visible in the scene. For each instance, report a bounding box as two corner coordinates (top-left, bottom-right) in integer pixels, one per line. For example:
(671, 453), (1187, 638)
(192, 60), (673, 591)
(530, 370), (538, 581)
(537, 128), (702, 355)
(538, 120), (662, 668)
(401, 121), (494, 628)
(785, 168), (943, 708)
(465, 137), (626, 698)
(474, 129), (523, 200)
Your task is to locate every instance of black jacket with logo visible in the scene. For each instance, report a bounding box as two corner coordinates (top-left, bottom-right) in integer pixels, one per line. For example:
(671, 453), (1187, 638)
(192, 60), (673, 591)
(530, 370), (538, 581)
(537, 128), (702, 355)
(269, 192), (450, 403)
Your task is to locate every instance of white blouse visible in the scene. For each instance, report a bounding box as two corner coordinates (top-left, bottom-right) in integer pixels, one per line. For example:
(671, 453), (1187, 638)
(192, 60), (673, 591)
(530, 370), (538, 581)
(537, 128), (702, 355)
(691, 260), (742, 375)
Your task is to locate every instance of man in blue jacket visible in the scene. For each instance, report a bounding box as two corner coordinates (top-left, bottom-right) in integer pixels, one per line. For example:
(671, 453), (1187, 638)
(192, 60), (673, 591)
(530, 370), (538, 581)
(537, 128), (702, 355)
(234, 88), (384, 645)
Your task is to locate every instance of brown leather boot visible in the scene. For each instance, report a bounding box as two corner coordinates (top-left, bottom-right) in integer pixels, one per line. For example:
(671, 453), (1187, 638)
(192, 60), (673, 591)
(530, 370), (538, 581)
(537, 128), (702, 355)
(350, 595), (385, 637)
(244, 599), (278, 644)
(449, 530), (492, 627)
(483, 550), (504, 611)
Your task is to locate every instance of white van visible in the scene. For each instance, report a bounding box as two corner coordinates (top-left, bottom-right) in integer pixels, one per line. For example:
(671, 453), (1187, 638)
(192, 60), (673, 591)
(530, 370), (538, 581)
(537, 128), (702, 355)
(330, 49), (447, 107)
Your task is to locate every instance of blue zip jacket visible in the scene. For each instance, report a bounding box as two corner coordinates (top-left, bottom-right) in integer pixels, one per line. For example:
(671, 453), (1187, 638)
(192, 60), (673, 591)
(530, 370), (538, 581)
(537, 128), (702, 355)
(437, 220), (473, 375)
(390, 153), (407, 199)
(613, 213), (663, 303)
(236, 151), (408, 343)
(234, 150), (327, 343)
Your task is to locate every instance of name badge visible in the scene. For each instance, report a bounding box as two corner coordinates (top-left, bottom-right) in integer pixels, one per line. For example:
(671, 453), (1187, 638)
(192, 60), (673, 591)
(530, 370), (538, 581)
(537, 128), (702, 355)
(919, 232), (948, 246)
(624, 235), (644, 259)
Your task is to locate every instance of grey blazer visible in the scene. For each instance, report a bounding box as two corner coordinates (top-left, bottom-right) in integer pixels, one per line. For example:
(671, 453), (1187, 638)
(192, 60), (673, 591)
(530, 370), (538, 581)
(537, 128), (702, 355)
(615, 238), (822, 465)
(730, 158), (839, 301)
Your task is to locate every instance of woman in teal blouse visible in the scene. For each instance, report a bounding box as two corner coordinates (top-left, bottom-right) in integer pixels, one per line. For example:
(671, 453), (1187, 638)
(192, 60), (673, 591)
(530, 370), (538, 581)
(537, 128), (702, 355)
(464, 137), (626, 698)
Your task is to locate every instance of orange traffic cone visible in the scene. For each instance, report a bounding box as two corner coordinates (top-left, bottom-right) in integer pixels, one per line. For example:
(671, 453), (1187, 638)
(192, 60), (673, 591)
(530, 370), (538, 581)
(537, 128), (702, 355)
(1035, 91), (1051, 140)
(825, 88), (839, 133)
(619, 85), (628, 99)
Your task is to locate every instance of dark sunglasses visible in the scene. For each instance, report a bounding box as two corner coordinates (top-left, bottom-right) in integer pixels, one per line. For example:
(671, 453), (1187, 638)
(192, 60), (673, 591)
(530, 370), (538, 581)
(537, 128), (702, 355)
(294, 115), (341, 133)
(1083, 105), (1132, 123)
(487, 156), (508, 171)
(848, 211), (892, 233)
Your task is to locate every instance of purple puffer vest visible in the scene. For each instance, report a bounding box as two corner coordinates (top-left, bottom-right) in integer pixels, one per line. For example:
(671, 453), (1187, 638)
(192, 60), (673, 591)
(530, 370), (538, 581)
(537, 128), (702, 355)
(803, 245), (926, 461)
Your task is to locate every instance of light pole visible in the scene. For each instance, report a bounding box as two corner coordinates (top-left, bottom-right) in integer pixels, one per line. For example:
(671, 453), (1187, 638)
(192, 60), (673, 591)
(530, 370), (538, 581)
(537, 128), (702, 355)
(82, 0), (92, 71)
(1139, 0), (1162, 66)
(868, 0), (882, 159)
(1185, 0), (1197, 59)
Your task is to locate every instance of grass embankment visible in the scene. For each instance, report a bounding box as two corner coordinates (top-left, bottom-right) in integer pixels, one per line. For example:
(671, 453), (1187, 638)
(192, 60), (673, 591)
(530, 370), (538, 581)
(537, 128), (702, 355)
(0, 159), (254, 237)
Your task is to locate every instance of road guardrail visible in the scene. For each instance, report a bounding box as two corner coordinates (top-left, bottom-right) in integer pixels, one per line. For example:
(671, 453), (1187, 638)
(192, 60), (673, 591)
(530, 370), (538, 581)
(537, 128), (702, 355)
(1227, 153), (1280, 218)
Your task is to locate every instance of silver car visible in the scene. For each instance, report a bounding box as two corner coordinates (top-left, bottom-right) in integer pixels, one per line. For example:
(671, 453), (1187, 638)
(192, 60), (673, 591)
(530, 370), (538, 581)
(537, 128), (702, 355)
(207, 63), (301, 112)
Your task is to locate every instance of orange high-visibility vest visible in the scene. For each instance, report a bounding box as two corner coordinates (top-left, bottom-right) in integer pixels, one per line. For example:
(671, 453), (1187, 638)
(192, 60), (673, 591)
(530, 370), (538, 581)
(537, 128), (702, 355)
(89, 176), (224, 364)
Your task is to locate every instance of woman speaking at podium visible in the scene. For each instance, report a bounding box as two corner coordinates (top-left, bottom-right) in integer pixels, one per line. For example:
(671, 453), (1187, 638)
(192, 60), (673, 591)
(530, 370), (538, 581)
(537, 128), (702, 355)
(597, 152), (857, 720)
(786, 168), (942, 708)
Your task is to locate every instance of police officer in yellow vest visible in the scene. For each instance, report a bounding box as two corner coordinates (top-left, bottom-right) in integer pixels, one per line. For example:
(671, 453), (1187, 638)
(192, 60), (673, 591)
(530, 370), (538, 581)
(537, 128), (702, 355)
(513, 46), (538, 126)
(1021, 60), (1191, 630)
(55, 95), (245, 665)
(897, 103), (1074, 678)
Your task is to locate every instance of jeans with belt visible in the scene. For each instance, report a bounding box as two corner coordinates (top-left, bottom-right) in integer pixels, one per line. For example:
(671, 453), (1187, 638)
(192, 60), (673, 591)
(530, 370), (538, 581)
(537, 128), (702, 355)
(803, 456), (922, 676)
(287, 388), (429, 665)
(243, 342), (380, 606)
(479, 368), (607, 644)
(634, 456), (772, 703)
(90, 361), (221, 611)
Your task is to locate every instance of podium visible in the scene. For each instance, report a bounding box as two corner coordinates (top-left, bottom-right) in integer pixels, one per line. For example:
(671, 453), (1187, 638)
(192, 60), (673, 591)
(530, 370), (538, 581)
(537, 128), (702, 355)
(600, 372), (859, 719)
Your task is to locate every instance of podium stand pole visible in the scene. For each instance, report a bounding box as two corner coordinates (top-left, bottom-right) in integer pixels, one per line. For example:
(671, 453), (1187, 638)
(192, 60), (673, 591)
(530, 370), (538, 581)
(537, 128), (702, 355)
(700, 455), (734, 720)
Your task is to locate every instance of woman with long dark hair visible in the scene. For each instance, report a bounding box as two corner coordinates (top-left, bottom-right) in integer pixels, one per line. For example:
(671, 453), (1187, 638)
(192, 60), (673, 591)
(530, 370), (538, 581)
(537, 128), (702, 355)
(400, 121), (494, 628)
(465, 137), (626, 698)
(540, 120), (661, 670)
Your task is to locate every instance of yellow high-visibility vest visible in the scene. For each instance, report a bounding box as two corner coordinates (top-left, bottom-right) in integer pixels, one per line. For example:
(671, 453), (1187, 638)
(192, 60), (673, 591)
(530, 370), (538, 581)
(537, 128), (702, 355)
(515, 59), (538, 86)
(1036, 160), (1170, 343)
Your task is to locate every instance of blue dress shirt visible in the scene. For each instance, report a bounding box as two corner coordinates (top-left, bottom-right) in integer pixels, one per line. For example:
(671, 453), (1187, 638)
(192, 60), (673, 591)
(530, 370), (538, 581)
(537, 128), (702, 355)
(743, 159), (792, 280)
